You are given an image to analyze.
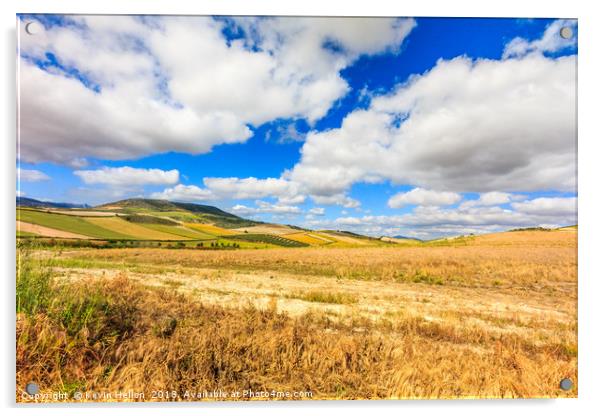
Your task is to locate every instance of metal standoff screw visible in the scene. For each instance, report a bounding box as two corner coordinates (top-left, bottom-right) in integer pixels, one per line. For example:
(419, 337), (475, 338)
(25, 382), (39, 395)
(559, 27), (573, 40)
(24, 21), (42, 35)
(559, 378), (573, 391)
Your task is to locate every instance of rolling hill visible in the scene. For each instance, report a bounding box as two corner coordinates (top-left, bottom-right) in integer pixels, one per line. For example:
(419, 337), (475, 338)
(16, 197), (396, 248)
(16, 196), (89, 209)
(97, 198), (258, 228)
(16, 197), (575, 249)
(16, 198), (316, 248)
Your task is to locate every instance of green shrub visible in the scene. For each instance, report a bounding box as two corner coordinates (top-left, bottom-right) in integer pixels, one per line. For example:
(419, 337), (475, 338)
(16, 241), (55, 316)
(286, 290), (358, 305)
(17, 241), (138, 342)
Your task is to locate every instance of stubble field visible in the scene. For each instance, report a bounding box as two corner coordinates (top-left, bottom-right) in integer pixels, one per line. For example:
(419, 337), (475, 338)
(16, 229), (577, 401)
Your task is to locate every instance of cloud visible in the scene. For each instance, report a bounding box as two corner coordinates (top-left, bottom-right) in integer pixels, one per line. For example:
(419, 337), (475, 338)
(388, 188), (461, 208)
(289, 51), (576, 195)
(503, 19), (577, 58)
(315, 195), (577, 239)
(511, 197), (577, 216)
(19, 168), (50, 182)
(231, 200), (301, 216)
(265, 121), (306, 143)
(473, 191), (512, 206)
(311, 194), (361, 208)
(458, 191), (527, 209)
(202, 177), (303, 203)
(150, 184), (214, 202)
(74, 166), (179, 186)
(18, 16), (415, 166)
(152, 176), (305, 204)
(308, 207), (325, 215)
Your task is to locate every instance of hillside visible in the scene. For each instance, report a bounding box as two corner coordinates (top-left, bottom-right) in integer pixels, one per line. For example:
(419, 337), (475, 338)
(17, 198), (324, 248)
(16, 198), (396, 248)
(16, 196), (89, 209)
(17, 197), (576, 250)
(96, 198), (257, 228)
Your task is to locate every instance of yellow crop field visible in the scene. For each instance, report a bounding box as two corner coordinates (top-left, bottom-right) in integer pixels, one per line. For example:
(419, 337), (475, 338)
(282, 232), (331, 245)
(233, 224), (297, 235)
(84, 217), (187, 240)
(319, 232), (369, 246)
(184, 223), (241, 236)
(16, 229), (577, 401)
(306, 232), (337, 243)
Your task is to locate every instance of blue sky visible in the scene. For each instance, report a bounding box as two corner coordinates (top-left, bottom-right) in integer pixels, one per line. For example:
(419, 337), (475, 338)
(17, 16), (577, 238)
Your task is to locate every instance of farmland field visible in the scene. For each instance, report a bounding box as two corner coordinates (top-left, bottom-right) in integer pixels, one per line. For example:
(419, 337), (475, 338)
(282, 232), (332, 245)
(84, 217), (185, 240)
(16, 228), (577, 401)
(184, 223), (241, 236)
(141, 224), (216, 240)
(17, 209), (132, 239)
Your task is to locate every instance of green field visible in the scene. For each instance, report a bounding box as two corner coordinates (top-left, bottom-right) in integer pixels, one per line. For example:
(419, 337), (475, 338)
(16, 230), (38, 237)
(123, 214), (179, 225)
(17, 209), (132, 239)
(127, 210), (201, 223)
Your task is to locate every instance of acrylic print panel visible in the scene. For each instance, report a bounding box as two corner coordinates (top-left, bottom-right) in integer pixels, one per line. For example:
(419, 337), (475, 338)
(16, 15), (577, 402)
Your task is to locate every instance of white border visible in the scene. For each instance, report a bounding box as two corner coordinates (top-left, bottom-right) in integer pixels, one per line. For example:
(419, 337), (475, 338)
(3, 1), (601, 415)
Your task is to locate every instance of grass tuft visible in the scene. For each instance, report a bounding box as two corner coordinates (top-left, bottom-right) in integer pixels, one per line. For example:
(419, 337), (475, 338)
(286, 290), (359, 305)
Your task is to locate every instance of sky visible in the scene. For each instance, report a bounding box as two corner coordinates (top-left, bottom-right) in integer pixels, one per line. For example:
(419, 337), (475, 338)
(17, 15), (577, 239)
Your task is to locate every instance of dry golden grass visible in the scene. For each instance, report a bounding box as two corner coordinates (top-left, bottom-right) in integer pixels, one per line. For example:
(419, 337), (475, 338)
(319, 232), (369, 245)
(16, 274), (576, 401)
(62, 230), (576, 289)
(16, 230), (577, 401)
(464, 229), (577, 247)
(282, 232), (331, 245)
(84, 217), (185, 240)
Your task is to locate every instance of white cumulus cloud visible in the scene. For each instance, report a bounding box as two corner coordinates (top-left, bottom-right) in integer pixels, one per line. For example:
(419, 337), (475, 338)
(150, 184), (214, 202)
(311, 194), (361, 208)
(388, 188), (461, 208)
(19, 168), (50, 182)
(151, 176), (305, 204)
(503, 19), (577, 59)
(74, 166), (179, 186)
(289, 50), (576, 195)
(308, 207), (325, 216)
(314, 195), (576, 239)
(231, 200), (301, 216)
(18, 16), (415, 166)
(203, 177), (303, 203)
(459, 192), (528, 209)
(511, 197), (577, 216)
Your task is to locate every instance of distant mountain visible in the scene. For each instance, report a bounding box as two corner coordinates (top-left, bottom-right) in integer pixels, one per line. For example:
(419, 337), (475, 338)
(16, 196), (90, 209)
(393, 235), (422, 241)
(96, 198), (258, 228)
